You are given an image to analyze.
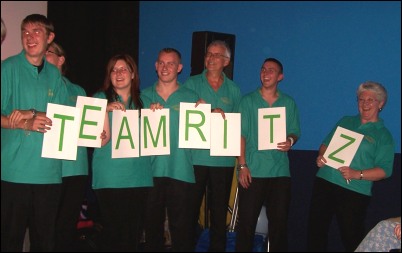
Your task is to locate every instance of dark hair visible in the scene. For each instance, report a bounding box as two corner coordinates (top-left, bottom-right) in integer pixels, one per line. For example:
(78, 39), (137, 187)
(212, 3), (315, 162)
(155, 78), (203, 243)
(100, 54), (143, 110)
(21, 14), (54, 35)
(263, 58), (283, 73)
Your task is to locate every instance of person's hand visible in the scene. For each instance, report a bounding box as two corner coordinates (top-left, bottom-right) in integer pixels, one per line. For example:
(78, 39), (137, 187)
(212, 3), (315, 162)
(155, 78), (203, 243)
(195, 98), (206, 107)
(211, 107), (226, 120)
(338, 166), (356, 182)
(8, 109), (33, 128)
(395, 223), (401, 240)
(32, 115), (52, 133)
(150, 102), (164, 111)
(316, 155), (327, 167)
(238, 167), (252, 189)
(100, 130), (107, 140)
(277, 140), (292, 152)
(107, 102), (126, 112)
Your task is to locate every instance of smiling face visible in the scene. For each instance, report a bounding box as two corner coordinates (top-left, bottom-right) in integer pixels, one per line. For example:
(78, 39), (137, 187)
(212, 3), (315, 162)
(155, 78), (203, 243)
(260, 61), (283, 89)
(21, 22), (54, 65)
(204, 44), (230, 72)
(111, 59), (134, 93)
(358, 90), (384, 123)
(155, 51), (183, 84)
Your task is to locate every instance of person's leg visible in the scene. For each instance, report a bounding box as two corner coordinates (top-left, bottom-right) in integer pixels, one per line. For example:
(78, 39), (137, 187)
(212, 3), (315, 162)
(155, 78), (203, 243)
(166, 178), (196, 252)
(235, 178), (265, 252)
(336, 188), (370, 252)
(55, 175), (88, 251)
(143, 178), (167, 252)
(31, 183), (62, 252)
(192, 165), (209, 246)
(265, 177), (291, 252)
(1, 181), (30, 252)
(307, 178), (336, 252)
(208, 166), (234, 251)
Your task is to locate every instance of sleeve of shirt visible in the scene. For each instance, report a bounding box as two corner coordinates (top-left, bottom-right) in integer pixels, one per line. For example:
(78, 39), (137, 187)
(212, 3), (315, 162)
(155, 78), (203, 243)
(286, 99), (301, 138)
(1, 61), (12, 115)
(374, 130), (395, 178)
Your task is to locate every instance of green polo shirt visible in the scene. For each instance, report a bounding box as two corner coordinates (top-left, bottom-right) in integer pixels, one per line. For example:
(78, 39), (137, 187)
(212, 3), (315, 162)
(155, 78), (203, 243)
(1, 51), (68, 184)
(184, 69), (242, 167)
(317, 114), (395, 196)
(61, 77), (88, 177)
(141, 82), (199, 183)
(91, 92), (153, 189)
(238, 88), (301, 178)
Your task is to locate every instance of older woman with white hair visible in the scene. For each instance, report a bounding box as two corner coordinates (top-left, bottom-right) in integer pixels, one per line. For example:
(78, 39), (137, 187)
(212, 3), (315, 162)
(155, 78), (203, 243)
(308, 81), (395, 252)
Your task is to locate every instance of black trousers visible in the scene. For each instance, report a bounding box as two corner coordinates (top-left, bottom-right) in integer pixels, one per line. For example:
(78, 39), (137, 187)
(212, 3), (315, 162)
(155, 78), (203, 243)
(95, 187), (150, 252)
(1, 181), (62, 252)
(235, 177), (291, 252)
(143, 177), (195, 252)
(55, 175), (88, 252)
(193, 165), (234, 252)
(307, 177), (370, 252)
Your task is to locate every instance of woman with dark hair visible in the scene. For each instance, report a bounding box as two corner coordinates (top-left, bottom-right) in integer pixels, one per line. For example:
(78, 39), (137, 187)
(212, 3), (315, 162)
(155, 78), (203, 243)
(91, 54), (153, 251)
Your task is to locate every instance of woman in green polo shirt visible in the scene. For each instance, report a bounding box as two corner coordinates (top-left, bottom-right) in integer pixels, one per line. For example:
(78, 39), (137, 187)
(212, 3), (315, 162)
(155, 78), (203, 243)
(307, 81), (395, 252)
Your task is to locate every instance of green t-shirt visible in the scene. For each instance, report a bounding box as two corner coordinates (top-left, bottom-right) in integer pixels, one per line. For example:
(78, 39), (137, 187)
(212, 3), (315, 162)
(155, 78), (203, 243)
(141, 82), (199, 183)
(61, 77), (88, 177)
(1, 51), (68, 184)
(317, 114), (395, 196)
(238, 88), (301, 178)
(91, 92), (153, 189)
(183, 69), (242, 167)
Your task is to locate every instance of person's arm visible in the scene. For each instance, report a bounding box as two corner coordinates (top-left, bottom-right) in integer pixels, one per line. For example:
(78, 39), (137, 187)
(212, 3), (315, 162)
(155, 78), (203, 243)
(237, 136), (252, 189)
(1, 109), (34, 129)
(316, 144), (328, 167)
(395, 223), (401, 240)
(338, 166), (387, 182)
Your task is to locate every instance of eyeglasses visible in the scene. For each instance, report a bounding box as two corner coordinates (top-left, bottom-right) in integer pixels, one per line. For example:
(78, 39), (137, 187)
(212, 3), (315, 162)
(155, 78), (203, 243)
(46, 50), (61, 57)
(358, 98), (378, 105)
(111, 67), (130, 74)
(205, 52), (229, 59)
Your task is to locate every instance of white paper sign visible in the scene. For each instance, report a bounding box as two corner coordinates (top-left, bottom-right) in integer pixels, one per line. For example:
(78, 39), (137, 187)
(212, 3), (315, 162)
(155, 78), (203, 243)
(42, 103), (81, 160)
(140, 108), (170, 156)
(76, 96), (107, 148)
(111, 110), (139, 158)
(258, 107), (286, 150)
(179, 102), (211, 149)
(210, 113), (241, 156)
(323, 126), (364, 169)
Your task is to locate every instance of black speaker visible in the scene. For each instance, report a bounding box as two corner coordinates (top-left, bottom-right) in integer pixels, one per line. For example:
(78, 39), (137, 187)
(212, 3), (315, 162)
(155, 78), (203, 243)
(190, 31), (236, 79)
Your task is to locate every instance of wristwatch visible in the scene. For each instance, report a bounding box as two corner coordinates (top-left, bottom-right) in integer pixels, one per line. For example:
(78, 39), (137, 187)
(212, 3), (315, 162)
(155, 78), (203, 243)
(30, 108), (37, 118)
(237, 164), (248, 171)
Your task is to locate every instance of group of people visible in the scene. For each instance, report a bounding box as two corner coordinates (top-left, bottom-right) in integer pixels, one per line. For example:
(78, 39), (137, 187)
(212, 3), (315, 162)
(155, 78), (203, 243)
(1, 13), (398, 252)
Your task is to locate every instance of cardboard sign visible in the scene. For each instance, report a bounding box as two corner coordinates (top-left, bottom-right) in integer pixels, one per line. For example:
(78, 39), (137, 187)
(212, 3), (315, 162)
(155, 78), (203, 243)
(210, 113), (241, 156)
(258, 107), (286, 150)
(42, 103), (81, 160)
(323, 126), (364, 169)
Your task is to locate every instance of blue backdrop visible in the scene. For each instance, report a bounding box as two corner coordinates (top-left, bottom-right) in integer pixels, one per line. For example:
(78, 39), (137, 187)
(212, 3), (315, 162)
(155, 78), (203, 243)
(139, 1), (401, 153)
